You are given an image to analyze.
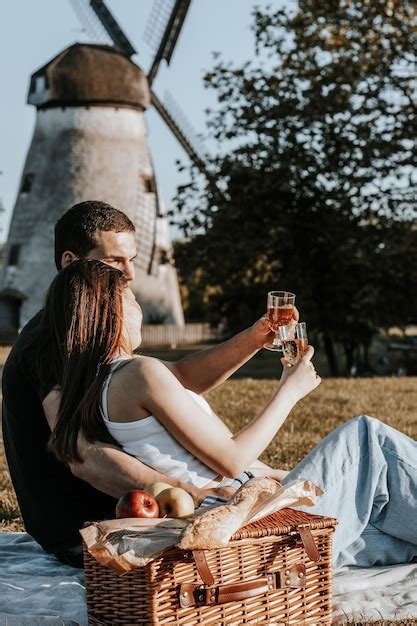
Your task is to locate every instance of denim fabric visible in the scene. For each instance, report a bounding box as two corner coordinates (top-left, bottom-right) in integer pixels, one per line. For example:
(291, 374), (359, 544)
(282, 415), (417, 568)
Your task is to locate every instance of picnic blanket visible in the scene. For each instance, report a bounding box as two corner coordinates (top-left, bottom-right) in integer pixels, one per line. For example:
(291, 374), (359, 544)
(0, 533), (86, 626)
(1, 532), (417, 625)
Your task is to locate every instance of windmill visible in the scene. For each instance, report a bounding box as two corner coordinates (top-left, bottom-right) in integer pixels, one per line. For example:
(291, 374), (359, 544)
(0, 0), (210, 331)
(0, 170), (5, 269)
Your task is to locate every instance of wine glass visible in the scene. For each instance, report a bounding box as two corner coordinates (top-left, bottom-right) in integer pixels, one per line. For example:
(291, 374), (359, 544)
(263, 291), (296, 351)
(279, 322), (308, 365)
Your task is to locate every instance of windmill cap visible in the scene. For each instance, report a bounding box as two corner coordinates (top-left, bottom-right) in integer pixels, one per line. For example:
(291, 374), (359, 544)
(28, 43), (150, 111)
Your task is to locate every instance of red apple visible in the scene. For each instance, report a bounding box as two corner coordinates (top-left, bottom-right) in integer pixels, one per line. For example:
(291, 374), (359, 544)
(115, 490), (159, 519)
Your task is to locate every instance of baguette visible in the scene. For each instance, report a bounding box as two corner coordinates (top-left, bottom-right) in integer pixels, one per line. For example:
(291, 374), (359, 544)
(177, 477), (279, 550)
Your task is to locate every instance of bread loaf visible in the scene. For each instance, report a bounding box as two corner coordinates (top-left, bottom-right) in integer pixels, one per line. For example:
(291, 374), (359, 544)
(177, 477), (279, 550)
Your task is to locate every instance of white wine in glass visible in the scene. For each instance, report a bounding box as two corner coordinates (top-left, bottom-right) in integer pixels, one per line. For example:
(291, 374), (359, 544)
(279, 322), (308, 365)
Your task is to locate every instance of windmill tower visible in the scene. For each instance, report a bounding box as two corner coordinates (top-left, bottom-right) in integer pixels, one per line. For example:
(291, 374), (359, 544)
(0, 0), (209, 331)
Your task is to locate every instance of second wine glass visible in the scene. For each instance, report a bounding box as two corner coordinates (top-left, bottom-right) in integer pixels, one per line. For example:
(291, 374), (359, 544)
(279, 322), (309, 364)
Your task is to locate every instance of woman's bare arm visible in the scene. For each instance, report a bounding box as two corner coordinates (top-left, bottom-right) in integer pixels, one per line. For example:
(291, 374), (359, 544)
(137, 349), (320, 478)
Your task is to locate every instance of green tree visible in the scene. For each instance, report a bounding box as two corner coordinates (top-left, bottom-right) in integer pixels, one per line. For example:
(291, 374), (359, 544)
(373, 220), (417, 332)
(174, 0), (416, 374)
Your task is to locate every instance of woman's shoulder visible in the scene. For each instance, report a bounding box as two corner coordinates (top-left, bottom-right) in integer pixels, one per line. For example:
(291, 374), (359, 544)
(118, 355), (174, 386)
(112, 355), (178, 410)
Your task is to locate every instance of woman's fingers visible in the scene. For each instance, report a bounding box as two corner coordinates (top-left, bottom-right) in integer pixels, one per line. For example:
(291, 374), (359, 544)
(300, 346), (320, 386)
(304, 352), (320, 382)
(278, 343), (321, 402)
(302, 345), (315, 362)
(280, 357), (293, 369)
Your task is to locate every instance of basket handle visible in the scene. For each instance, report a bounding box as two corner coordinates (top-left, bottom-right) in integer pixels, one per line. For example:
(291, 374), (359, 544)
(179, 563), (306, 608)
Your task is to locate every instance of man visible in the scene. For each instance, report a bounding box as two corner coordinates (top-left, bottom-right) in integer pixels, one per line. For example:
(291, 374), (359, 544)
(2, 200), (275, 567)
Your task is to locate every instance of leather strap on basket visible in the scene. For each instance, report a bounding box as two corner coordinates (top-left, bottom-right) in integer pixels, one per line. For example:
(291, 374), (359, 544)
(192, 550), (215, 585)
(298, 525), (321, 562)
(179, 563), (306, 608)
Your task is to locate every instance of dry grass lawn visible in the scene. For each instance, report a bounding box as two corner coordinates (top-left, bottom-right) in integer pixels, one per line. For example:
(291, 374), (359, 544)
(1, 341), (417, 624)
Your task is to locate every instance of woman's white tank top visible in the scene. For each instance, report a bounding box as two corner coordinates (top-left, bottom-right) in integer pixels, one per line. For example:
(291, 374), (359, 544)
(100, 357), (218, 488)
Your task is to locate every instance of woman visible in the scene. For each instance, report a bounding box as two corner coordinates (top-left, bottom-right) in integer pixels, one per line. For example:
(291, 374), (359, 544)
(39, 260), (417, 569)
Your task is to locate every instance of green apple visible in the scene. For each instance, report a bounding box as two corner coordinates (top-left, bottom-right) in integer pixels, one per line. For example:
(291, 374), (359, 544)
(145, 482), (173, 498)
(156, 487), (195, 519)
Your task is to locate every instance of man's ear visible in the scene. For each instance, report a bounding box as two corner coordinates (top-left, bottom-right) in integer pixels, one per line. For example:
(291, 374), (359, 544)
(60, 251), (78, 269)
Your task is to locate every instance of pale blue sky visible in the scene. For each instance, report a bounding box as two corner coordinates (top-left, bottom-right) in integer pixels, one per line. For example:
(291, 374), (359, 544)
(0, 0), (264, 242)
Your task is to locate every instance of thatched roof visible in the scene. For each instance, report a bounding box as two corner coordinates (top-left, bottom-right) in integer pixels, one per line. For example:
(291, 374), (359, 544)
(28, 43), (150, 110)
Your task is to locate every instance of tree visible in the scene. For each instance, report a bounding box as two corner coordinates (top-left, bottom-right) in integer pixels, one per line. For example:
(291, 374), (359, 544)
(173, 0), (416, 375)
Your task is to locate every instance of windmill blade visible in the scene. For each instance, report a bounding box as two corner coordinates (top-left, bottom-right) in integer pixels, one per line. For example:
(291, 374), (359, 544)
(146, 0), (192, 86)
(71, 0), (137, 57)
(151, 90), (211, 179)
(0, 170), (4, 236)
(89, 0), (137, 57)
(70, 0), (115, 44)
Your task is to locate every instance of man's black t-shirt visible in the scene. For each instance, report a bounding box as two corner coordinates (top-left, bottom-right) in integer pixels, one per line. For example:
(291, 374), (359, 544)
(2, 312), (116, 553)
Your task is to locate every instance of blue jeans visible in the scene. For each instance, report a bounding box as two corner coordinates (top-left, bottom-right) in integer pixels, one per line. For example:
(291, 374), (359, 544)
(282, 415), (417, 568)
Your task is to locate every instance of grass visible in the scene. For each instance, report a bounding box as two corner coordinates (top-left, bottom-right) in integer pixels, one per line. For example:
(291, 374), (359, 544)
(1, 345), (417, 624)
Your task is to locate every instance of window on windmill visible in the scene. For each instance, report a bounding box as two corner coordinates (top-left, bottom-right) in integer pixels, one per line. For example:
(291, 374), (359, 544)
(29, 75), (46, 94)
(21, 173), (35, 194)
(8, 244), (21, 267)
(143, 175), (156, 194)
(35, 76), (46, 93)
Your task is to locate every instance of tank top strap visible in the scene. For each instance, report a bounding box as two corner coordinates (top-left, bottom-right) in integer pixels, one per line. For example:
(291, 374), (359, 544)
(101, 356), (132, 422)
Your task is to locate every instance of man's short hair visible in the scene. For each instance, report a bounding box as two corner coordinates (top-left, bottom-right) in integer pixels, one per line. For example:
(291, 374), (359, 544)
(54, 201), (135, 270)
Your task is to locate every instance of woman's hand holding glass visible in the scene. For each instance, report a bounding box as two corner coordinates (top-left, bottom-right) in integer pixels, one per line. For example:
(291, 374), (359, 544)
(279, 345), (321, 403)
(279, 322), (308, 365)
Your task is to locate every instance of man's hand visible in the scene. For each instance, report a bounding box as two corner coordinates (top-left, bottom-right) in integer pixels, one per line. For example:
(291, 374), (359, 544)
(250, 307), (300, 350)
(193, 485), (237, 507)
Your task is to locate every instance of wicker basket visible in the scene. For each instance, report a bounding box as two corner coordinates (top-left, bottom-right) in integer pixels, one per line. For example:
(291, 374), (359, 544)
(83, 508), (337, 625)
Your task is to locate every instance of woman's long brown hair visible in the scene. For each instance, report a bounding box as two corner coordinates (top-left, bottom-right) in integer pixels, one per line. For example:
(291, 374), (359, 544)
(35, 259), (131, 464)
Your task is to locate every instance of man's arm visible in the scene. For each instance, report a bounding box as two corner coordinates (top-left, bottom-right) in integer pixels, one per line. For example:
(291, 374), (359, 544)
(43, 391), (233, 505)
(164, 317), (274, 394)
(70, 438), (235, 505)
(167, 307), (300, 394)
(70, 435), (204, 500)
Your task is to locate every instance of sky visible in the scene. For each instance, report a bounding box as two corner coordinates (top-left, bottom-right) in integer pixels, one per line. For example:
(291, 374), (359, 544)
(0, 0), (264, 243)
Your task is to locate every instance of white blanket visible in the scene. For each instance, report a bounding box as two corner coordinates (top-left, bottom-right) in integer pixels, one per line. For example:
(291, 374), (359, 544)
(1, 532), (417, 625)
(333, 563), (417, 623)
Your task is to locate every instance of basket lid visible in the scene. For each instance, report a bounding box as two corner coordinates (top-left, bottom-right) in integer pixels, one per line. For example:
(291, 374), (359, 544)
(231, 508), (337, 541)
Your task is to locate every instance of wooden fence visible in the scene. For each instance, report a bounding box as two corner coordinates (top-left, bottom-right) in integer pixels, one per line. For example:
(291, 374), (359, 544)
(141, 323), (224, 348)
